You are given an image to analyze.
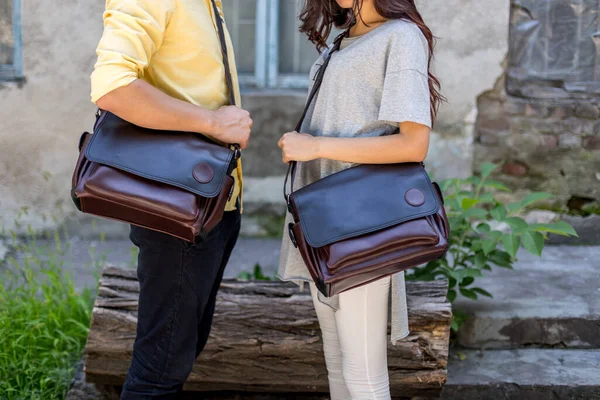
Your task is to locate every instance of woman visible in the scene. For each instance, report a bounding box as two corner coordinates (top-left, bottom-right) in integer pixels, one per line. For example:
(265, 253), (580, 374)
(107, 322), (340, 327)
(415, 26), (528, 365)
(277, 0), (443, 398)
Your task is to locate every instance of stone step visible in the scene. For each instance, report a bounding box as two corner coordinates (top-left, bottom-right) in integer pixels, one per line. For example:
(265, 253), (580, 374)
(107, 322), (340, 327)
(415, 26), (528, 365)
(441, 349), (600, 400)
(455, 246), (600, 349)
(67, 348), (600, 400)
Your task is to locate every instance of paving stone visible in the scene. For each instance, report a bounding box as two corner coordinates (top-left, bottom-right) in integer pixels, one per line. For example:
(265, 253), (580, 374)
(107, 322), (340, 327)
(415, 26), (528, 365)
(442, 349), (600, 400)
(456, 246), (600, 349)
(548, 214), (600, 245)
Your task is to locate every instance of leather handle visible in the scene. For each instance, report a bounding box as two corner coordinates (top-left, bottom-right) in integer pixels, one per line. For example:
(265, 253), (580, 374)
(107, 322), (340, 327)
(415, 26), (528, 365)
(210, 0), (240, 155)
(284, 31), (347, 203)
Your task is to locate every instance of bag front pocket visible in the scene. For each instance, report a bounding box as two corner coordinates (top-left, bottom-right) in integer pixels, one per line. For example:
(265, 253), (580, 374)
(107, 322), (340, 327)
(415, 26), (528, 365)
(319, 216), (440, 274)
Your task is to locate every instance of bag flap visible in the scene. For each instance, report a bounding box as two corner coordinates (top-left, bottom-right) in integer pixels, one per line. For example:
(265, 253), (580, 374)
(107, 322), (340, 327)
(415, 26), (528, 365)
(291, 163), (440, 248)
(85, 112), (235, 198)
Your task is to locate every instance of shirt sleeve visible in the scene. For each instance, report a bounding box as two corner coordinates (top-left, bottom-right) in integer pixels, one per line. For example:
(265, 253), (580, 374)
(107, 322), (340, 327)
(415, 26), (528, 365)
(378, 24), (432, 128)
(90, 0), (175, 103)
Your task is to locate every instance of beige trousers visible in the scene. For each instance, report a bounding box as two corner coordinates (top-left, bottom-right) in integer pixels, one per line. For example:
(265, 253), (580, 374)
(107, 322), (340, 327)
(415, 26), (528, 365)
(310, 277), (392, 400)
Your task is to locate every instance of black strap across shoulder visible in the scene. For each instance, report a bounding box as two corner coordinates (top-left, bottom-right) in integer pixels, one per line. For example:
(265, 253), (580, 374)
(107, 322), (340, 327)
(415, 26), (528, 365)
(210, 0), (236, 107)
(283, 31), (348, 202)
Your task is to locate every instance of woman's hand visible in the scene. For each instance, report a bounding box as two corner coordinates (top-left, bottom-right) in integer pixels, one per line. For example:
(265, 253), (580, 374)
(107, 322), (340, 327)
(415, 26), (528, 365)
(277, 131), (320, 163)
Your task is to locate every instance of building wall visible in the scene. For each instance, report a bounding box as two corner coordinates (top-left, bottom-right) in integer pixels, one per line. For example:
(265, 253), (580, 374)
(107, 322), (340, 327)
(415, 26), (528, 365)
(474, 0), (600, 209)
(0, 0), (509, 236)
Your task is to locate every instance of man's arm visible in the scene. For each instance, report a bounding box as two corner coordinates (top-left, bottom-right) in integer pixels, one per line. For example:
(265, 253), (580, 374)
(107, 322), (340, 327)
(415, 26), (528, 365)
(91, 0), (252, 148)
(96, 80), (252, 149)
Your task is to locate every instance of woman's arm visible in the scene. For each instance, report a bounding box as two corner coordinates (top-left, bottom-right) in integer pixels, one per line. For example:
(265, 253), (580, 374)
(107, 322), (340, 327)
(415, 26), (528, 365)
(97, 81), (253, 149)
(277, 121), (430, 164)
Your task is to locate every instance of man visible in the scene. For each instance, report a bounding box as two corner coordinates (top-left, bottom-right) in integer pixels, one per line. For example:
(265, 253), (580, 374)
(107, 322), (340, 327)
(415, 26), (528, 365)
(90, 0), (252, 398)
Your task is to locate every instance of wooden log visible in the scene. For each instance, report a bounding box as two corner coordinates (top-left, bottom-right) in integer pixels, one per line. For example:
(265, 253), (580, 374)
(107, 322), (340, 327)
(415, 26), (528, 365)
(84, 266), (452, 398)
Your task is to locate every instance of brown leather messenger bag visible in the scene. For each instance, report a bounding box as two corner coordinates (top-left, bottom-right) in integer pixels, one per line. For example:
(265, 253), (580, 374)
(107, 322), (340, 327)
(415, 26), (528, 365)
(284, 32), (450, 297)
(71, 0), (239, 242)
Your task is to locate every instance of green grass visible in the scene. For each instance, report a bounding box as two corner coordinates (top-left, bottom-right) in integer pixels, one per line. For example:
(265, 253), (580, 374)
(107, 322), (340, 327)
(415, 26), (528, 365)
(0, 235), (96, 400)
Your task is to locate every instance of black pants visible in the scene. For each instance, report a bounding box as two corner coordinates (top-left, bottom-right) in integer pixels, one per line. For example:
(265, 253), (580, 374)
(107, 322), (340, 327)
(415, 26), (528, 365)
(121, 209), (241, 399)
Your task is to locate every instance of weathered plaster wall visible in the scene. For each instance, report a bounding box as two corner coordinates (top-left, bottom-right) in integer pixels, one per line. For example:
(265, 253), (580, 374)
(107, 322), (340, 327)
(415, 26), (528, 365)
(417, 0), (510, 132)
(0, 0), (509, 236)
(0, 0), (104, 232)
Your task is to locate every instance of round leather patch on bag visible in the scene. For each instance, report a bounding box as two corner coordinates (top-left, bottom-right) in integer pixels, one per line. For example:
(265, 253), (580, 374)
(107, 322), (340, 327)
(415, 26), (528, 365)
(405, 188), (425, 207)
(193, 163), (214, 183)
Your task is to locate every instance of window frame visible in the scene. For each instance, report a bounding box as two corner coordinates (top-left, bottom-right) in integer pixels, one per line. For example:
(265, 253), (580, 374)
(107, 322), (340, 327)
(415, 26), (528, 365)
(0, 0), (23, 81)
(237, 0), (309, 89)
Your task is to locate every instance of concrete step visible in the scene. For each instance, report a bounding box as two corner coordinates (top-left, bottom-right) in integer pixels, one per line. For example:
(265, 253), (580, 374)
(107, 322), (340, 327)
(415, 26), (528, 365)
(455, 246), (600, 349)
(67, 348), (600, 400)
(441, 349), (600, 400)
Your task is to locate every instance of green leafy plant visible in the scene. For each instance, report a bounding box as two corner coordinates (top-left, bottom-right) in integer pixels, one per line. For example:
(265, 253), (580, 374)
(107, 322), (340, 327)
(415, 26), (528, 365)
(407, 163), (578, 331)
(237, 263), (275, 281)
(0, 233), (95, 399)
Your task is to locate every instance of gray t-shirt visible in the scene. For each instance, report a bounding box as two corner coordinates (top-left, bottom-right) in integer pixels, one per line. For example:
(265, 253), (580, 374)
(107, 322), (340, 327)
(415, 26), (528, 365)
(277, 19), (431, 343)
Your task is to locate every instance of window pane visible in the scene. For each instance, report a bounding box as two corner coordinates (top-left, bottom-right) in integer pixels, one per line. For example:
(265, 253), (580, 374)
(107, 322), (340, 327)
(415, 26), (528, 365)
(278, 0), (321, 75)
(222, 0), (256, 74)
(0, 0), (13, 65)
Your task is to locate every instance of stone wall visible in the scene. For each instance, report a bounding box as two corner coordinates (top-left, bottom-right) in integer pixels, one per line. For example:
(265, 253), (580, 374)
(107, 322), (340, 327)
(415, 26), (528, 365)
(475, 74), (600, 207)
(474, 0), (600, 210)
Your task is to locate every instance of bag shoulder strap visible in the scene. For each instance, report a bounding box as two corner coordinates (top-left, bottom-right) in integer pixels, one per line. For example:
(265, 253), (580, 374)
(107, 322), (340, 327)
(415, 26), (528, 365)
(209, 0), (241, 155)
(284, 31), (348, 204)
(210, 0), (236, 107)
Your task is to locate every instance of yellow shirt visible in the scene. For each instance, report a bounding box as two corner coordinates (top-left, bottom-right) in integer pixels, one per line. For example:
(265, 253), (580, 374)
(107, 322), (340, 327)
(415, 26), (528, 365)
(91, 0), (242, 211)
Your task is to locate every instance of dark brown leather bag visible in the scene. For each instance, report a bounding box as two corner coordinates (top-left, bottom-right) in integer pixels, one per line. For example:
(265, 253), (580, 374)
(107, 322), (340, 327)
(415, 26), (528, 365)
(71, 0), (239, 242)
(285, 33), (450, 297)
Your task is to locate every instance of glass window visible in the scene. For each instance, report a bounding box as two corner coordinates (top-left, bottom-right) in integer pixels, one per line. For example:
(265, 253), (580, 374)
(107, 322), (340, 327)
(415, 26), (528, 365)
(0, 0), (22, 81)
(0, 0), (14, 66)
(278, 0), (319, 75)
(221, 0), (340, 88)
(222, 0), (257, 75)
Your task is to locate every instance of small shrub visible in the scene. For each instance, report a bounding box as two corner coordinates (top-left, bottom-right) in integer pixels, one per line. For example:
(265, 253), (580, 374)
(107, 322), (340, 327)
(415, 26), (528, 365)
(407, 163), (578, 331)
(237, 263), (274, 281)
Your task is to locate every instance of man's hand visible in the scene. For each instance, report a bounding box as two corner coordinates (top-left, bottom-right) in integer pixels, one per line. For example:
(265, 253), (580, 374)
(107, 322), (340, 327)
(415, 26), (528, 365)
(211, 106), (253, 149)
(95, 80), (254, 149)
(278, 131), (320, 163)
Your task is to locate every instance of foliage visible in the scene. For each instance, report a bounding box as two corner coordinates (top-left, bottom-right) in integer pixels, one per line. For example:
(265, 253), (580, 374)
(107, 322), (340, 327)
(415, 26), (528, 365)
(237, 263), (275, 281)
(407, 163), (578, 331)
(0, 227), (96, 399)
(261, 213), (287, 239)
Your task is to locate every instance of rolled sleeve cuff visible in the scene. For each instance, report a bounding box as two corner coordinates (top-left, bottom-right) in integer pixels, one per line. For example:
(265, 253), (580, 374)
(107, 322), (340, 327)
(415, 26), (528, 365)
(90, 64), (139, 104)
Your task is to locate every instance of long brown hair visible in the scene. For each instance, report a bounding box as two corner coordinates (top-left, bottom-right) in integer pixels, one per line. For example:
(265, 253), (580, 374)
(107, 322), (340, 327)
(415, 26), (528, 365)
(299, 0), (444, 122)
